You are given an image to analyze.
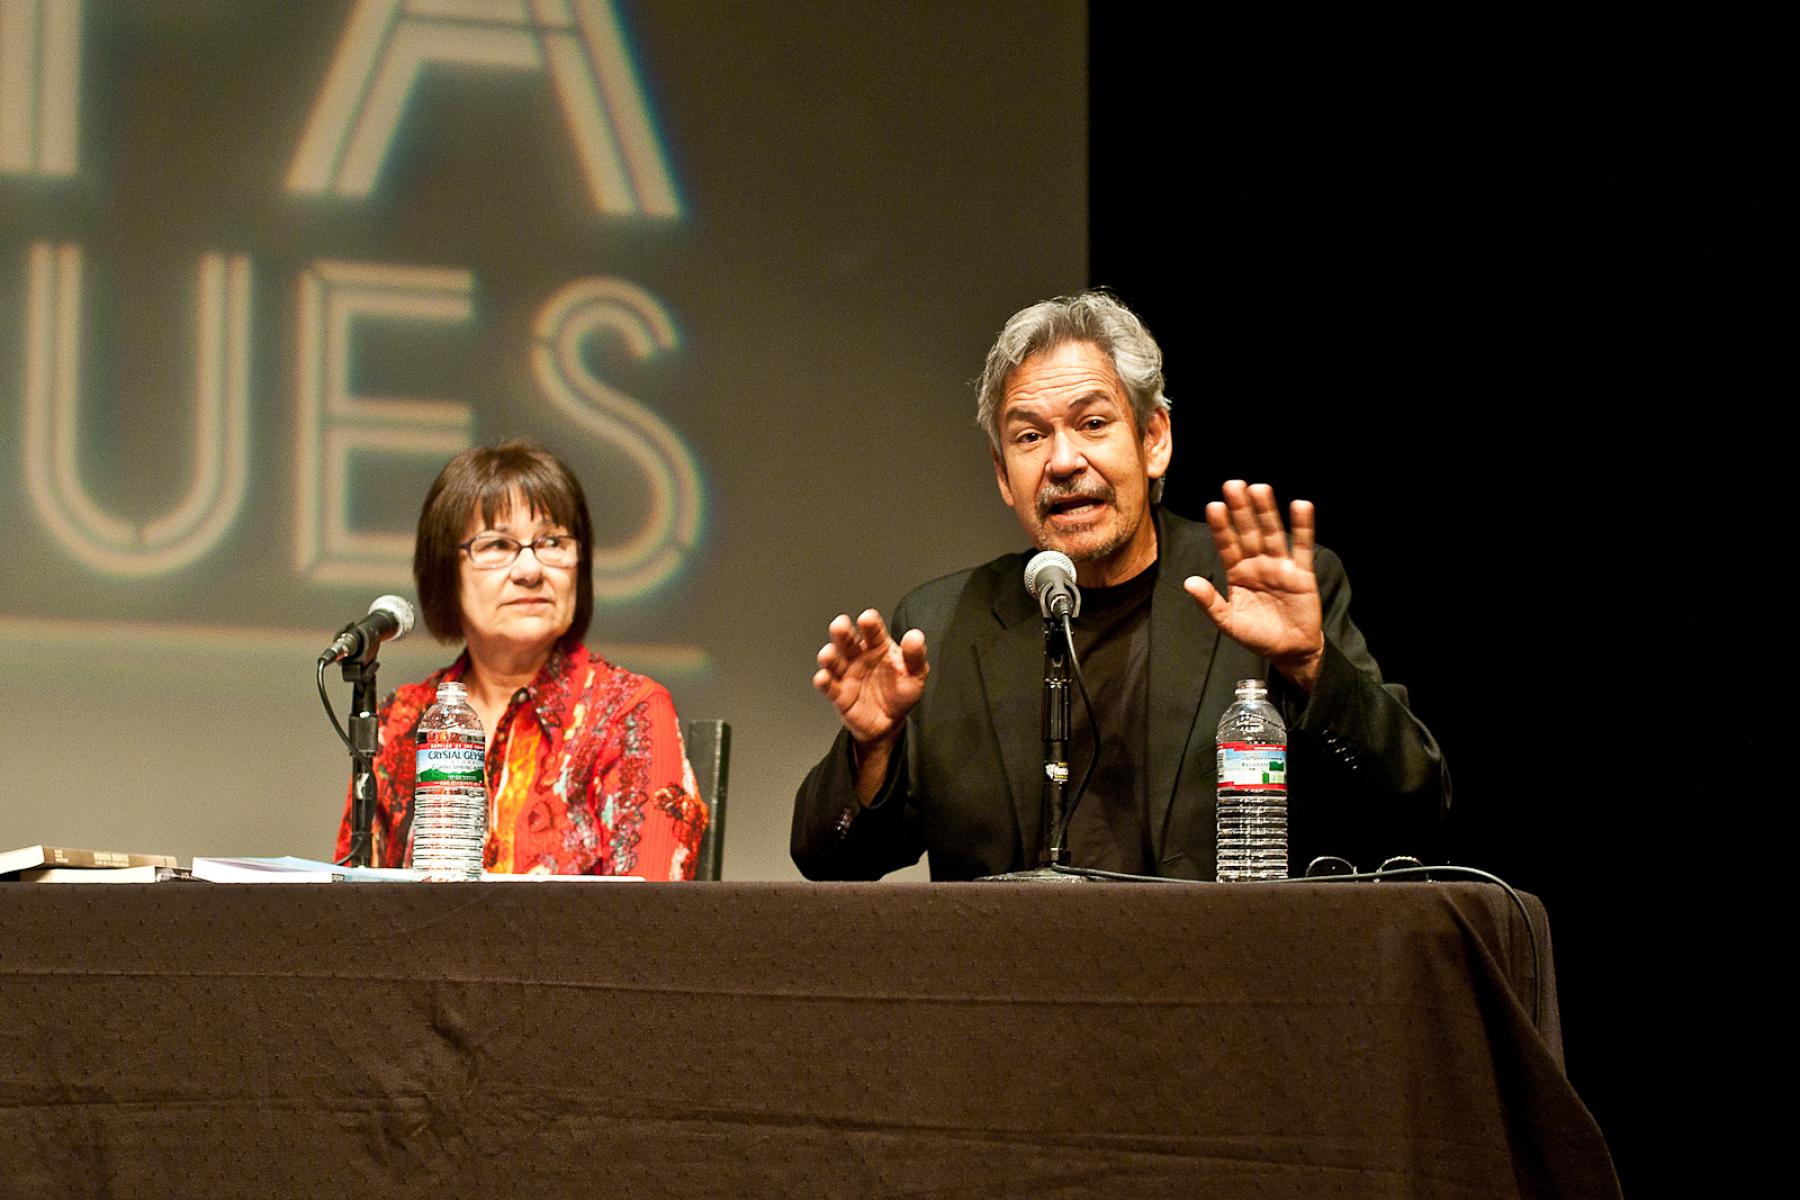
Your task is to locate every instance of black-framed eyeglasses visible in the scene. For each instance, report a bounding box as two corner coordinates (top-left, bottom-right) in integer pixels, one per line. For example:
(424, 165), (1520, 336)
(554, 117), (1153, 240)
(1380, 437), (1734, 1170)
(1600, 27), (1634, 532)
(1303, 854), (1431, 880)
(459, 533), (579, 569)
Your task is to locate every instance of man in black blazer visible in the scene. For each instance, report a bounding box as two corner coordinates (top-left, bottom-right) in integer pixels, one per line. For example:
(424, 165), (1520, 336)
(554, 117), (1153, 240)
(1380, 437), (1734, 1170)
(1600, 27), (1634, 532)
(792, 293), (1447, 881)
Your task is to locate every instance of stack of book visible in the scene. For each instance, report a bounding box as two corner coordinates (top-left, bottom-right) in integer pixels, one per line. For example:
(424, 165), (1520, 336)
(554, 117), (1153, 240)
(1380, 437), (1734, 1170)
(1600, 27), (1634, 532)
(0, 844), (185, 883)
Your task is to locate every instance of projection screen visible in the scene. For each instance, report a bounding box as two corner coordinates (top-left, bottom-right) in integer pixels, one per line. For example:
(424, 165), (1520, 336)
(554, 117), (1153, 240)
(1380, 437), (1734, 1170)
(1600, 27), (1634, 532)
(0, 0), (1088, 879)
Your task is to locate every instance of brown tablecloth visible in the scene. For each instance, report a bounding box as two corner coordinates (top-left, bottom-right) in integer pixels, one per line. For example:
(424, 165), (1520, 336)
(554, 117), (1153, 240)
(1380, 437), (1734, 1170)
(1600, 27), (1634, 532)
(0, 881), (1617, 1198)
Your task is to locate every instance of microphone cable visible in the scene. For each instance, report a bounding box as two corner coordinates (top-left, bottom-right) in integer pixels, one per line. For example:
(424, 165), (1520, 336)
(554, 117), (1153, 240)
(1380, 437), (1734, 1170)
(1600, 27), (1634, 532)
(1054, 611), (1099, 849)
(318, 656), (356, 755)
(1046, 861), (1546, 1031)
(317, 659), (363, 867)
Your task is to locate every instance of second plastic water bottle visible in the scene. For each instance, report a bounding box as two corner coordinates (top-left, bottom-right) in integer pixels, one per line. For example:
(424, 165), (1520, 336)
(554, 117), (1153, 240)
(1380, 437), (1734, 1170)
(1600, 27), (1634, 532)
(1215, 678), (1287, 882)
(412, 680), (487, 881)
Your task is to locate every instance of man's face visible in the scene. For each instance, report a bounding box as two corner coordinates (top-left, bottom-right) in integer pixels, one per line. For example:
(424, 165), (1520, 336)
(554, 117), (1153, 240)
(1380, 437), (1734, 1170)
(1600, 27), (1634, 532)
(992, 339), (1171, 586)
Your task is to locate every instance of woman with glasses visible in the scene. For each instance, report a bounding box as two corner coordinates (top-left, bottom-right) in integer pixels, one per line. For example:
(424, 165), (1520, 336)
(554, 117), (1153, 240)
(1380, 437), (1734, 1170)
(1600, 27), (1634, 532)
(333, 440), (708, 878)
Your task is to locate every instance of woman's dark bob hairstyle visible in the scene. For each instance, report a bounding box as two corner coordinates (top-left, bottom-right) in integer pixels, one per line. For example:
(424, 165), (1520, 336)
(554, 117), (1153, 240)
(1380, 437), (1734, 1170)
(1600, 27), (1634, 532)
(413, 440), (593, 645)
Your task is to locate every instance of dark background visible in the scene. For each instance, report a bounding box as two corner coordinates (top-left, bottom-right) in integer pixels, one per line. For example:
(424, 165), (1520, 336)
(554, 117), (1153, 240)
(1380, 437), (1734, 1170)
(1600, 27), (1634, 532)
(1092, 16), (1779, 1192)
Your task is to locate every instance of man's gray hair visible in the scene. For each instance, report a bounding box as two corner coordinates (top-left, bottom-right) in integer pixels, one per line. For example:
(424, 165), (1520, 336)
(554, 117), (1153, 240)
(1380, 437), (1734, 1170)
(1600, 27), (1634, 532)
(975, 291), (1172, 455)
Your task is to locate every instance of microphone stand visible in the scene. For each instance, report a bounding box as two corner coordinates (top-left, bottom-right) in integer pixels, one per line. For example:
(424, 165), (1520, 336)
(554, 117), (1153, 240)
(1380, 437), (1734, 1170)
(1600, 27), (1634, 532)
(978, 612), (1087, 882)
(339, 637), (383, 869)
(1039, 615), (1073, 868)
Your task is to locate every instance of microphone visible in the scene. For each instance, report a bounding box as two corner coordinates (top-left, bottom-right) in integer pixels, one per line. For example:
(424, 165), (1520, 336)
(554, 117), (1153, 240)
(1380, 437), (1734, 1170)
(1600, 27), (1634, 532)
(319, 595), (416, 664)
(1024, 551), (1081, 619)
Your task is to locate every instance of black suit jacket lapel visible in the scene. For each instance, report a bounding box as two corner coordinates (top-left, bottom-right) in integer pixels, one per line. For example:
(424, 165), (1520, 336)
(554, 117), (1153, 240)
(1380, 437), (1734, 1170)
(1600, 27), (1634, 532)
(972, 579), (1050, 867)
(1147, 510), (1226, 863)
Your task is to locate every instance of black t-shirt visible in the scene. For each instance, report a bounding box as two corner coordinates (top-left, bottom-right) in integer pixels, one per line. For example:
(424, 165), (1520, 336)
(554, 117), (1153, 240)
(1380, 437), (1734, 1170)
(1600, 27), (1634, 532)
(1063, 563), (1157, 873)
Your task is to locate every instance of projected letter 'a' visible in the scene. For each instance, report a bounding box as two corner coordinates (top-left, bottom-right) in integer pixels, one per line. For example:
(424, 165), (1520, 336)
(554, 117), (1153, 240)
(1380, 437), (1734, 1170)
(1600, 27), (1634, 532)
(286, 0), (679, 217)
(532, 277), (700, 600)
(21, 243), (252, 576)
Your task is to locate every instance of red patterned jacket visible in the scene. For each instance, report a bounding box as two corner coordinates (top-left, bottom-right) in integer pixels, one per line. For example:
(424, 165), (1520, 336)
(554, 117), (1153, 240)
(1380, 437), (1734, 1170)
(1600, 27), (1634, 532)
(335, 642), (707, 879)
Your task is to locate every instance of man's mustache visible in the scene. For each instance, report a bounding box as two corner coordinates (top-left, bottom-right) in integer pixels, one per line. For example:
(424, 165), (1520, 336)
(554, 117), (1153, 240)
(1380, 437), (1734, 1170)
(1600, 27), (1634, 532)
(1036, 480), (1113, 520)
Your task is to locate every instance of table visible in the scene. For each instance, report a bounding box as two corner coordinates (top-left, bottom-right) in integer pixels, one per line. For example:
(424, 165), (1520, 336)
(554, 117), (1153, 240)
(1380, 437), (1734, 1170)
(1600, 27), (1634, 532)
(0, 881), (1618, 1197)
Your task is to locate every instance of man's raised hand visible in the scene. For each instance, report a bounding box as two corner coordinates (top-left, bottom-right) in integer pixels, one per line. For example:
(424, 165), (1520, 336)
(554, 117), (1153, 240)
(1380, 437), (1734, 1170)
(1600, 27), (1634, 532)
(814, 610), (929, 799)
(813, 610), (930, 742)
(1182, 480), (1326, 692)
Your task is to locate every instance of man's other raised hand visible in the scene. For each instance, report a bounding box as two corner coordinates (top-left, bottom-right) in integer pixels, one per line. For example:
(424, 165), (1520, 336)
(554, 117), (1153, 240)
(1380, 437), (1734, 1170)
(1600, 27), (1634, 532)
(1182, 480), (1326, 692)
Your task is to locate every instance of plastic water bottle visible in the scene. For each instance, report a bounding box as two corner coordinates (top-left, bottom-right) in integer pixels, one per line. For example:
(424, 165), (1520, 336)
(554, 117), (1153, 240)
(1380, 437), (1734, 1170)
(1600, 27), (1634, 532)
(1215, 678), (1287, 882)
(411, 680), (487, 881)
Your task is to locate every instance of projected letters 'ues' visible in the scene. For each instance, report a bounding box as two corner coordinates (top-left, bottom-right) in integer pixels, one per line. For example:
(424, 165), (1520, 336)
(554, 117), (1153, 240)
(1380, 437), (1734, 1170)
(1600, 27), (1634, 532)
(4, 0), (701, 600)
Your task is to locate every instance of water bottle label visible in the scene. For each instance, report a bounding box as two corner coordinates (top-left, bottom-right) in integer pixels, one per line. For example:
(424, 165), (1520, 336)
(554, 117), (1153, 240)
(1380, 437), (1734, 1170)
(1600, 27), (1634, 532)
(416, 731), (485, 786)
(1217, 742), (1287, 789)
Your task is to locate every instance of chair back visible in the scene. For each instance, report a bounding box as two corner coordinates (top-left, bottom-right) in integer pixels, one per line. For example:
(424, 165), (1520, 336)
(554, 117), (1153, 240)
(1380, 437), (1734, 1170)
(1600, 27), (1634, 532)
(683, 720), (731, 881)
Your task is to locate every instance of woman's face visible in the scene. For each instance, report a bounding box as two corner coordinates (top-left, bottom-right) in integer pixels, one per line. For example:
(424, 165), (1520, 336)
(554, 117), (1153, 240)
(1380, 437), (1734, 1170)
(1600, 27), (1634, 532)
(457, 492), (578, 664)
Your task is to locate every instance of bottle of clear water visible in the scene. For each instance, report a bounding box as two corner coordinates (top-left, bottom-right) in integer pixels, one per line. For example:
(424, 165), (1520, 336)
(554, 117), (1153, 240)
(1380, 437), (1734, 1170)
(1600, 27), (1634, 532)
(411, 680), (487, 881)
(1215, 678), (1288, 882)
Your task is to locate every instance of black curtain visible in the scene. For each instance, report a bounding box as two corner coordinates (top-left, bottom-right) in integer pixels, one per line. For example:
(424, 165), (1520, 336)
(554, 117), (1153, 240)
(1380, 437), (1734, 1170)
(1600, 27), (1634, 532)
(1089, 13), (1779, 1193)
